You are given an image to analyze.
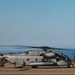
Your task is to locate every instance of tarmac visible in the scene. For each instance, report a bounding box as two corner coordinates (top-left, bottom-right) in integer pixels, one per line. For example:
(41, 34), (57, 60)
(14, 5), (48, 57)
(0, 62), (75, 75)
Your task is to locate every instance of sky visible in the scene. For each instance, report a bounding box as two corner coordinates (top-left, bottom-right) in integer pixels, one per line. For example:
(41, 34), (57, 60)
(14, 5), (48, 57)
(0, 0), (75, 49)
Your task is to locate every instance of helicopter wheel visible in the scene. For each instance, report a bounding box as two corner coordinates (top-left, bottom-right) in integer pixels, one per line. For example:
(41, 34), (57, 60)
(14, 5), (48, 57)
(32, 66), (38, 68)
(67, 65), (70, 68)
(22, 61), (26, 67)
(13, 62), (16, 68)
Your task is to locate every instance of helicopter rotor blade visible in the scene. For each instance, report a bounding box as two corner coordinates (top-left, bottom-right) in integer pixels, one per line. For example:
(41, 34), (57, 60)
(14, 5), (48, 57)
(13, 45), (69, 50)
(0, 45), (74, 51)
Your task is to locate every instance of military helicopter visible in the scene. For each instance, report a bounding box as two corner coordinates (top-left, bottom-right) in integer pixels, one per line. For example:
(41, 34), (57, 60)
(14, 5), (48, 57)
(0, 45), (73, 68)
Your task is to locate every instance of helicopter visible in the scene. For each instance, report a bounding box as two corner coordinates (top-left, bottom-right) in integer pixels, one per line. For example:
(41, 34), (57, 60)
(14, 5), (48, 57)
(0, 45), (73, 68)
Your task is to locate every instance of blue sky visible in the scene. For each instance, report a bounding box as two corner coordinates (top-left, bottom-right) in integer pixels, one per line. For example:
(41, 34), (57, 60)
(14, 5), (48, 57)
(0, 0), (75, 49)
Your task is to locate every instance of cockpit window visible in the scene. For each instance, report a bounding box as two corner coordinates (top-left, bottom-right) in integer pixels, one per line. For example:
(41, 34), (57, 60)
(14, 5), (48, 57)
(60, 56), (65, 60)
(26, 51), (29, 54)
(56, 57), (60, 61)
(64, 55), (71, 61)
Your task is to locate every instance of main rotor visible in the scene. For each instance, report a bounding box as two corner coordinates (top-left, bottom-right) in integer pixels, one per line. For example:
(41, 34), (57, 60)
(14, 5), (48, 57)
(0, 45), (70, 52)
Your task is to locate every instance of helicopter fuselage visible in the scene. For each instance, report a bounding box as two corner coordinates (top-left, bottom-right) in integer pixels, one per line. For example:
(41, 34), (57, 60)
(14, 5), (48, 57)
(4, 50), (71, 67)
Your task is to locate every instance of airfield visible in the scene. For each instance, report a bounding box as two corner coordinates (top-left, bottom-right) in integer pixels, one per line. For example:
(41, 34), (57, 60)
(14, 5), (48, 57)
(0, 62), (75, 75)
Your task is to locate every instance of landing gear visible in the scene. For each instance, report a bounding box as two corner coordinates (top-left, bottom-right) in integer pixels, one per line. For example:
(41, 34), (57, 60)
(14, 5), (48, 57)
(0, 64), (5, 67)
(32, 66), (38, 68)
(67, 64), (70, 68)
(13, 62), (16, 68)
(0, 57), (6, 67)
(22, 61), (26, 67)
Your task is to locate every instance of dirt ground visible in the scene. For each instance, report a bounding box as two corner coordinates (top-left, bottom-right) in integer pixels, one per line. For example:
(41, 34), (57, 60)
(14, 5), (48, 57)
(0, 62), (75, 75)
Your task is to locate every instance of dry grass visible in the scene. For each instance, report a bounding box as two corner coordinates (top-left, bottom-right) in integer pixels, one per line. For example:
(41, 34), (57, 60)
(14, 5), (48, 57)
(0, 62), (75, 75)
